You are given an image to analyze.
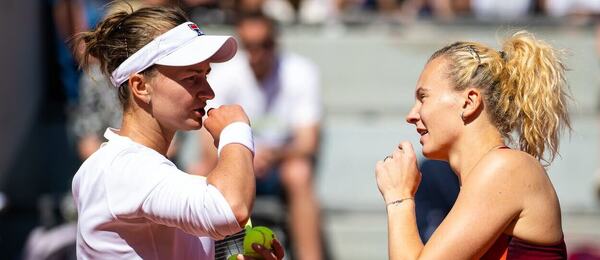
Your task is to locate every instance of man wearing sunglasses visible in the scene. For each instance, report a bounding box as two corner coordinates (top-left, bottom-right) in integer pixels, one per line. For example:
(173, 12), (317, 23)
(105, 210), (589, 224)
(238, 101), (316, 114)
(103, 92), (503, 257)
(194, 12), (325, 260)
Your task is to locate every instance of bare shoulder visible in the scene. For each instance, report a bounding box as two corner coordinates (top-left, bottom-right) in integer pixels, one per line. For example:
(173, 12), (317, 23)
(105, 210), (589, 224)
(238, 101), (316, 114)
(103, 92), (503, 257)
(460, 148), (562, 243)
(476, 148), (543, 176)
(464, 148), (547, 195)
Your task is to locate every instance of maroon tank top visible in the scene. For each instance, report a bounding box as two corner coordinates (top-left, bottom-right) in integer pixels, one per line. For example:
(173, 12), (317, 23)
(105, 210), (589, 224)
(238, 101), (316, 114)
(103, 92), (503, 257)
(482, 234), (567, 260)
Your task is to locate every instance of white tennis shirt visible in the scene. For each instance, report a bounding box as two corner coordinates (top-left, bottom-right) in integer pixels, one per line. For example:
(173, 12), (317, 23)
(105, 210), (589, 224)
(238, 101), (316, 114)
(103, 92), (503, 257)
(208, 52), (321, 148)
(72, 128), (241, 259)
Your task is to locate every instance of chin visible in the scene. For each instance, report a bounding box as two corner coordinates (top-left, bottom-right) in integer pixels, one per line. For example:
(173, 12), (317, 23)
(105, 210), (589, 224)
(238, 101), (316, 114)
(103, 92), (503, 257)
(422, 150), (434, 159)
(181, 120), (203, 131)
(188, 123), (203, 130)
(422, 146), (445, 161)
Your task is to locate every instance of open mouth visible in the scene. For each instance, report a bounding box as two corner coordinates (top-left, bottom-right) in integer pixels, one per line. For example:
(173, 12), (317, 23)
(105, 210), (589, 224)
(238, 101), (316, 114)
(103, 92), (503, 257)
(417, 129), (429, 136)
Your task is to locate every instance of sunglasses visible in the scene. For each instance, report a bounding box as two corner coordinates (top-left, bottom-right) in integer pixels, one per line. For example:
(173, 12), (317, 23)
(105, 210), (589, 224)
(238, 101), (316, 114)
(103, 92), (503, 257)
(243, 39), (275, 51)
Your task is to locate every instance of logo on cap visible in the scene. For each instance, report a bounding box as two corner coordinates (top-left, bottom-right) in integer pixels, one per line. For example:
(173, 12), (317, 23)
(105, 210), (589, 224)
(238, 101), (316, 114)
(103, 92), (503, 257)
(188, 23), (204, 36)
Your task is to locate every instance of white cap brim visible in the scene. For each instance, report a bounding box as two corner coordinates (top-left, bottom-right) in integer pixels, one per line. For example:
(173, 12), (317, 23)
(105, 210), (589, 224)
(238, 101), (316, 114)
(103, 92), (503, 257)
(155, 35), (237, 66)
(110, 22), (238, 87)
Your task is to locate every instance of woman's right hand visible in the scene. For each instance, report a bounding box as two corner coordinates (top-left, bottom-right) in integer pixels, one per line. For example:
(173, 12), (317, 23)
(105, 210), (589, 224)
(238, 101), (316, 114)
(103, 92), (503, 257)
(375, 141), (422, 203)
(203, 105), (250, 147)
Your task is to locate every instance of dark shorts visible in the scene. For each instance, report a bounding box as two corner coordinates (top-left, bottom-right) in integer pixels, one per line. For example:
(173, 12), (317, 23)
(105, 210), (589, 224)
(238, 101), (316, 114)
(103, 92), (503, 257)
(256, 167), (283, 197)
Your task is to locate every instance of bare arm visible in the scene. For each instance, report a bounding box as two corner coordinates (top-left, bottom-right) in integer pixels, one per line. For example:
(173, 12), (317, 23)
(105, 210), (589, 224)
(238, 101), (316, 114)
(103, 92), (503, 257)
(377, 144), (526, 259)
(202, 105), (255, 226)
(387, 199), (423, 259)
(376, 142), (423, 259)
(207, 143), (254, 226)
(418, 156), (521, 259)
(53, 0), (88, 61)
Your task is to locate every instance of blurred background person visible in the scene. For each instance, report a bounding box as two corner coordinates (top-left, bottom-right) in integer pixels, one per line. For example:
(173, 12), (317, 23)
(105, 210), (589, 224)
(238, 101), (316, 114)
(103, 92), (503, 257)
(70, 0), (116, 160)
(414, 159), (458, 242)
(389, 0), (455, 23)
(0, 0), (86, 258)
(192, 12), (326, 260)
(468, 0), (533, 21)
(72, 63), (122, 160)
(540, 0), (600, 19)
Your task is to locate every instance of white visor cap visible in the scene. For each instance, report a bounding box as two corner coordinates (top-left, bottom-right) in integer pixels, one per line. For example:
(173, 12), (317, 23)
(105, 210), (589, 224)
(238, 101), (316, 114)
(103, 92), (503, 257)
(110, 22), (237, 87)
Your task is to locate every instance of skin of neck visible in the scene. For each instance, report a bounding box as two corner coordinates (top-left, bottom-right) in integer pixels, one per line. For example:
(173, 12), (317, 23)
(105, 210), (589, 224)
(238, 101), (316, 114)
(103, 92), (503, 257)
(119, 102), (175, 156)
(250, 51), (276, 83)
(447, 114), (505, 185)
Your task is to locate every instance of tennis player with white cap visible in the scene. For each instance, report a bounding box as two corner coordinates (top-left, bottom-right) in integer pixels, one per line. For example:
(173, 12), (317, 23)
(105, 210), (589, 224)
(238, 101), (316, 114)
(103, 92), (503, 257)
(72, 5), (283, 260)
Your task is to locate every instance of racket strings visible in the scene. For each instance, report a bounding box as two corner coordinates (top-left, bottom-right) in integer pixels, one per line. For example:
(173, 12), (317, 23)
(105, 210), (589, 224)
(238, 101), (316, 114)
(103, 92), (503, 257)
(214, 229), (246, 259)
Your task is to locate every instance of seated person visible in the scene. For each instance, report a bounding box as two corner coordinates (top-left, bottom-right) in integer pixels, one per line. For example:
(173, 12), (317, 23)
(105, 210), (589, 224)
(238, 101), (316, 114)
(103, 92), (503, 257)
(194, 12), (325, 260)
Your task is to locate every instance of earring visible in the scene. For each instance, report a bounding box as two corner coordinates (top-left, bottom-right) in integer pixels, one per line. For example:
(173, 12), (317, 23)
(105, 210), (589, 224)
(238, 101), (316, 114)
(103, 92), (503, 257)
(460, 111), (465, 121)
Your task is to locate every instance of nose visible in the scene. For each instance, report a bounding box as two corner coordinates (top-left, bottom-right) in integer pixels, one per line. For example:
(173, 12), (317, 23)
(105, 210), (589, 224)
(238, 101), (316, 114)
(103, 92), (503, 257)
(406, 103), (420, 125)
(198, 80), (215, 101)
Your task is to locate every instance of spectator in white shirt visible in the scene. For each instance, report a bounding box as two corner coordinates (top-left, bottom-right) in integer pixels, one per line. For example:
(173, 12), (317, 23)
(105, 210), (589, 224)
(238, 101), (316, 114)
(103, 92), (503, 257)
(195, 12), (324, 260)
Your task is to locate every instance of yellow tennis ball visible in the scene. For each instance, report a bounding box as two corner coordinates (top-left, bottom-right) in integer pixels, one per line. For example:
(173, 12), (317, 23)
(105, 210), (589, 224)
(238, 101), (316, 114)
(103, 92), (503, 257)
(243, 229), (264, 257)
(243, 226), (276, 257)
(253, 226), (274, 250)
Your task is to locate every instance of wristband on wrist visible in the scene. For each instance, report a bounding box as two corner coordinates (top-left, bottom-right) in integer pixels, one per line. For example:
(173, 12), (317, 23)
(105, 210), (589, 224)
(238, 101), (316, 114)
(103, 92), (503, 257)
(217, 122), (254, 157)
(386, 197), (414, 207)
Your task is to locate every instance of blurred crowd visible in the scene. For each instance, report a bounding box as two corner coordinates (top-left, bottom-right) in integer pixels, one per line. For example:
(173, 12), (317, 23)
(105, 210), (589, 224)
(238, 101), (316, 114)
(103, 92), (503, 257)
(151, 0), (600, 25)
(1, 0), (600, 259)
(56, 0), (600, 28)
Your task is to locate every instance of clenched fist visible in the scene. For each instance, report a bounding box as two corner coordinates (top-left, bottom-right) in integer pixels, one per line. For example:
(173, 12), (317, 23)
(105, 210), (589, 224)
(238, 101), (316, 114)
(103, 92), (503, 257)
(375, 141), (422, 203)
(203, 105), (250, 147)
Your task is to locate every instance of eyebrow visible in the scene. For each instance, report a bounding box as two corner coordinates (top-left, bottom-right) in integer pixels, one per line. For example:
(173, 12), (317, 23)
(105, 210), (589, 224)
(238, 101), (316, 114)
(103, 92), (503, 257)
(186, 67), (212, 74)
(415, 87), (429, 98)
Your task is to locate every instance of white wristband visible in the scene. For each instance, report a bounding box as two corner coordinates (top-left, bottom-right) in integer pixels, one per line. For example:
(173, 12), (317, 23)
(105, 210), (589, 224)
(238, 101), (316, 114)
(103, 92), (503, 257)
(217, 122), (254, 157)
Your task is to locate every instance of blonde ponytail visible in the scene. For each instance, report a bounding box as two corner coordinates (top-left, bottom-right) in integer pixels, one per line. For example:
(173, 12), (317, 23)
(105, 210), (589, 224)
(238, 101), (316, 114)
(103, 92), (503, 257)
(498, 31), (571, 163)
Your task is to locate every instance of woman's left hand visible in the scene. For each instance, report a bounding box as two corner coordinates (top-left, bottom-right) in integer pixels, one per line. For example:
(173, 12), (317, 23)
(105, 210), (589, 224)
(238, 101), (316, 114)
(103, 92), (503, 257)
(375, 141), (422, 203)
(233, 239), (285, 260)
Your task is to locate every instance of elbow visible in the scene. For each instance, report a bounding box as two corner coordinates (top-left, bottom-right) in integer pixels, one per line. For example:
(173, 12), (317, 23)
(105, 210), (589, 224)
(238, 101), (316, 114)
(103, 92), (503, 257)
(230, 202), (252, 227)
(208, 180), (254, 227)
